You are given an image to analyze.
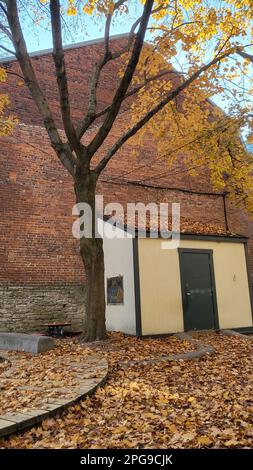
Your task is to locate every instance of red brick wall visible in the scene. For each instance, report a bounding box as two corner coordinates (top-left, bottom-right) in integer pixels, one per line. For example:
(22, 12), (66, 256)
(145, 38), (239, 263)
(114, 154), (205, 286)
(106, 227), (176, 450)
(0, 38), (253, 289)
(1, 123), (252, 287)
(1, 36), (129, 128)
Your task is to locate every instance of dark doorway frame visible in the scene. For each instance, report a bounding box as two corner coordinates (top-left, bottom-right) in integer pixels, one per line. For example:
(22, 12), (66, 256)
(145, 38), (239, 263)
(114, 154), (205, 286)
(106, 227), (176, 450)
(178, 248), (219, 331)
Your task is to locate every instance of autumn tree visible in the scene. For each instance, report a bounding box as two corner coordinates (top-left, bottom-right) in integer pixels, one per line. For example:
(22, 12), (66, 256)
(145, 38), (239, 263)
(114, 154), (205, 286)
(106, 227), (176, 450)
(0, 66), (17, 135)
(0, 0), (253, 341)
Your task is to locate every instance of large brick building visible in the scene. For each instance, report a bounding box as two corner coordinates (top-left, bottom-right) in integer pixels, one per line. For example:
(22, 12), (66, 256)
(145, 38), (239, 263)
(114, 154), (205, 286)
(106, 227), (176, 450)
(0, 34), (252, 332)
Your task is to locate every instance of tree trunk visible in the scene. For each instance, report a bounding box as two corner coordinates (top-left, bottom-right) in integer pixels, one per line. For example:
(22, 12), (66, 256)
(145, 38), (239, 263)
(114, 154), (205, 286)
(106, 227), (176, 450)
(80, 236), (106, 342)
(75, 168), (106, 342)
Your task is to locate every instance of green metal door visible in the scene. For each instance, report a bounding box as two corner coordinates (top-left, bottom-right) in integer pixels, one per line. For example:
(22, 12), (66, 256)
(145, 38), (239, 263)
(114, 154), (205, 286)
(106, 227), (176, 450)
(178, 249), (218, 331)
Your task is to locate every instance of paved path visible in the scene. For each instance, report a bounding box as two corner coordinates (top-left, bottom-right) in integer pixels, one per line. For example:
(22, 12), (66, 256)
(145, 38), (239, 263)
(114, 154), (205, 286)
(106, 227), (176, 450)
(221, 329), (253, 339)
(119, 332), (215, 367)
(0, 353), (108, 439)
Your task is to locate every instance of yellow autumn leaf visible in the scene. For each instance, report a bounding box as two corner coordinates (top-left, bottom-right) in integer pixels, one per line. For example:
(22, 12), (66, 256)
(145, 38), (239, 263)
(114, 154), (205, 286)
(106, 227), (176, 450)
(188, 396), (196, 403)
(198, 436), (213, 446)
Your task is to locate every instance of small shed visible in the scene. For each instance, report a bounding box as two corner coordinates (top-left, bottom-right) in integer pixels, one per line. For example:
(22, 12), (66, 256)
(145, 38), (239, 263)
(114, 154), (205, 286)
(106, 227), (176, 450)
(102, 217), (253, 337)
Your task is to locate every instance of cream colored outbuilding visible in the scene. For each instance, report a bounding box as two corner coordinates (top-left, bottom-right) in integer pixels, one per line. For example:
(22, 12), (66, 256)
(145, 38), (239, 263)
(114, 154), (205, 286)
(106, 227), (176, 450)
(138, 238), (253, 335)
(103, 221), (253, 336)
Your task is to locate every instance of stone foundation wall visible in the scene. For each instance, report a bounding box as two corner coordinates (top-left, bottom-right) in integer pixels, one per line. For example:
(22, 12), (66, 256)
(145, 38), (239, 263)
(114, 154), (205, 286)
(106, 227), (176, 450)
(0, 284), (85, 333)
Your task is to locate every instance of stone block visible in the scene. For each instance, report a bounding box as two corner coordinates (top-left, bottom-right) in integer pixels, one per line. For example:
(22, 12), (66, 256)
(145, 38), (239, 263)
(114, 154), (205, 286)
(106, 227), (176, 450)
(0, 418), (17, 438)
(0, 332), (55, 353)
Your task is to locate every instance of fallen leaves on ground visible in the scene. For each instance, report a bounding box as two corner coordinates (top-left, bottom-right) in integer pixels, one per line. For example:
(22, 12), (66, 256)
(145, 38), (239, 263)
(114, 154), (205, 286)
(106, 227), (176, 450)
(0, 357), (10, 375)
(1, 332), (253, 449)
(0, 341), (97, 414)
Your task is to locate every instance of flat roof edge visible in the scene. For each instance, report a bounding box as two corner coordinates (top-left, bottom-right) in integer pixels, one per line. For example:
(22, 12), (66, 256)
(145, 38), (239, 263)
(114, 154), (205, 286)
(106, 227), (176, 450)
(102, 218), (248, 242)
(135, 232), (248, 242)
(0, 32), (130, 64)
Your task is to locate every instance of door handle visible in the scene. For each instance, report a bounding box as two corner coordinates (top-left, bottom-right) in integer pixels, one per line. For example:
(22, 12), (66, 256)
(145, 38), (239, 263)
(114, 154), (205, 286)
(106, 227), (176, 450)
(185, 291), (191, 309)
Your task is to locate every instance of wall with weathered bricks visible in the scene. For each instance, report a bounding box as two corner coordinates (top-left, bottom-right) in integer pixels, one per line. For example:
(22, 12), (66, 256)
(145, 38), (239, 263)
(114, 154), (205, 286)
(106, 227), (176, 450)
(0, 36), (129, 128)
(0, 124), (231, 284)
(0, 36), (252, 332)
(0, 285), (85, 333)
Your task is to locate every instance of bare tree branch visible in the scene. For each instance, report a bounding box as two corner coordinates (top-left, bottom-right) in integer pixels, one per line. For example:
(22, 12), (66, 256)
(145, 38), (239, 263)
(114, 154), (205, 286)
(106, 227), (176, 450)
(109, 3), (171, 63)
(5, 69), (24, 80)
(103, 0), (165, 62)
(236, 48), (253, 63)
(76, 0), (165, 140)
(0, 2), (7, 17)
(5, 0), (77, 177)
(49, 0), (80, 155)
(90, 68), (179, 122)
(0, 43), (15, 55)
(76, 0), (127, 140)
(104, 0), (128, 57)
(86, 0), (155, 159)
(76, 59), (108, 140)
(95, 48), (235, 174)
(0, 20), (12, 40)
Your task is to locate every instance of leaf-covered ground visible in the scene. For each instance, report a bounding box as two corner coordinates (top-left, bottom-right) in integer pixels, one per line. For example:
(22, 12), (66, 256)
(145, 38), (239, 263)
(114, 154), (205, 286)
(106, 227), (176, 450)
(0, 357), (10, 375)
(1, 332), (253, 449)
(0, 342), (97, 414)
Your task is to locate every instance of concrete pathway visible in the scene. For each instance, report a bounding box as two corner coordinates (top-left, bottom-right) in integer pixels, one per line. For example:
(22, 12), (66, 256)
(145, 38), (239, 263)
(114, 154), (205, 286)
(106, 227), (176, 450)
(119, 332), (215, 367)
(0, 353), (108, 439)
(221, 329), (253, 339)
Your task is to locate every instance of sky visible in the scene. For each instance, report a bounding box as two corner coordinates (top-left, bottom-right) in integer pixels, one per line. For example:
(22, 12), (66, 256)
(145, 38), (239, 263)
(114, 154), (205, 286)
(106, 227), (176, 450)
(15, 3), (143, 55)
(22, 17), (124, 54)
(0, 2), (143, 59)
(0, 2), (251, 147)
